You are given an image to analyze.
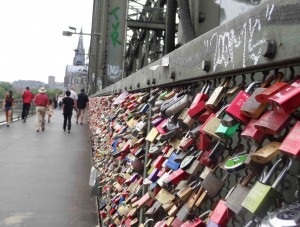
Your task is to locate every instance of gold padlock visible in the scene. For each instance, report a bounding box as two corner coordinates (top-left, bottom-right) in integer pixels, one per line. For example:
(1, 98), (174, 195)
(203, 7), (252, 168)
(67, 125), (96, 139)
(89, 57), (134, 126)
(205, 77), (231, 111)
(250, 141), (280, 164)
(146, 127), (159, 142)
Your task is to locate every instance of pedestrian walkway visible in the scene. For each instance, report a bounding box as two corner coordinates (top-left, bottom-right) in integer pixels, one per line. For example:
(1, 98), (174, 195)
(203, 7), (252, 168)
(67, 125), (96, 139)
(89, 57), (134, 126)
(0, 110), (98, 227)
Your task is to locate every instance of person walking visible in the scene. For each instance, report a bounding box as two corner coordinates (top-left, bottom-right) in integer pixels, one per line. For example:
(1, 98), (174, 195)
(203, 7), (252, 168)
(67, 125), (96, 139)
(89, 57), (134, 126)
(62, 90), (75, 133)
(21, 87), (34, 122)
(69, 86), (78, 108)
(76, 89), (89, 125)
(2, 90), (15, 127)
(47, 99), (54, 123)
(34, 87), (49, 132)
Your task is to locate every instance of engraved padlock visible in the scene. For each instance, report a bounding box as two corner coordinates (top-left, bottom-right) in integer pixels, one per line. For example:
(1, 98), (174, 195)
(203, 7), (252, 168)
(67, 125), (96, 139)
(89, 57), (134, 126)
(241, 118), (266, 144)
(241, 75), (278, 119)
(160, 91), (192, 117)
(254, 110), (291, 135)
(255, 72), (287, 103)
(242, 157), (293, 218)
(268, 79), (300, 114)
(223, 81), (261, 126)
(250, 141), (280, 164)
(279, 121), (300, 158)
(205, 78), (231, 111)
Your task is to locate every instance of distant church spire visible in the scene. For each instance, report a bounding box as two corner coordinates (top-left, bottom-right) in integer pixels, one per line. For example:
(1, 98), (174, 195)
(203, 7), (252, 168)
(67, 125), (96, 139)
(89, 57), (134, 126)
(73, 27), (85, 66)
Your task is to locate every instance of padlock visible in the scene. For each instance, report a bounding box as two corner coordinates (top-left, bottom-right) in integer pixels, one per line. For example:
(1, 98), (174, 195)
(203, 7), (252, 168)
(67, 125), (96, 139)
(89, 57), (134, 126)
(198, 110), (214, 123)
(190, 83), (210, 109)
(242, 157), (292, 218)
(250, 141), (280, 164)
(255, 72), (287, 103)
(260, 203), (300, 227)
(180, 150), (202, 170)
(200, 105), (229, 141)
(208, 140), (227, 161)
(240, 75), (278, 119)
(254, 110), (291, 135)
(188, 84), (209, 118)
(196, 133), (211, 151)
(225, 172), (256, 215)
(209, 200), (233, 226)
(223, 81), (261, 126)
(279, 121), (300, 158)
(205, 78), (231, 111)
(199, 149), (215, 168)
(165, 151), (181, 170)
(155, 188), (175, 205)
(160, 91), (192, 117)
(268, 79), (300, 114)
(181, 210), (211, 227)
(215, 114), (240, 139)
(241, 118), (267, 144)
(201, 164), (227, 197)
(164, 168), (188, 185)
(176, 181), (201, 201)
(224, 152), (247, 173)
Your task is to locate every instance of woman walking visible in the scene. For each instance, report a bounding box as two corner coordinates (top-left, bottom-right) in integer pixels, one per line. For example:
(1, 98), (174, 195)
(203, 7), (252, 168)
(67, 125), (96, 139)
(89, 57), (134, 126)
(47, 99), (54, 123)
(2, 90), (15, 127)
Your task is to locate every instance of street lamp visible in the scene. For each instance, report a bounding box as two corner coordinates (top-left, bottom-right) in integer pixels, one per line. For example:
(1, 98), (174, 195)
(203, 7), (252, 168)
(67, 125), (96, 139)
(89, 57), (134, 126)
(62, 28), (101, 37)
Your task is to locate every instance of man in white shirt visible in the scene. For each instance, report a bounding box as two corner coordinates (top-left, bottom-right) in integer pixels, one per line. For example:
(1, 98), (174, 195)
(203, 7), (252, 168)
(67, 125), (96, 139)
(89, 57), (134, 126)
(69, 86), (78, 109)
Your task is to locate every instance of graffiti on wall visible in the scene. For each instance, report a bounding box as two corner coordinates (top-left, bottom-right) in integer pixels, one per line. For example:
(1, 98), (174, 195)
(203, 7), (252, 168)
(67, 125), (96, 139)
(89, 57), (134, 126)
(109, 7), (122, 47)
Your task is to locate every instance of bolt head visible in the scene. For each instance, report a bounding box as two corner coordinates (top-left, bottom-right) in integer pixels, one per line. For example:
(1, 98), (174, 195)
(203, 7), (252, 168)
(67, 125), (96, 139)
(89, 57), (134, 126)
(201, 60), (210, 72)
(262, 40), (276, 59)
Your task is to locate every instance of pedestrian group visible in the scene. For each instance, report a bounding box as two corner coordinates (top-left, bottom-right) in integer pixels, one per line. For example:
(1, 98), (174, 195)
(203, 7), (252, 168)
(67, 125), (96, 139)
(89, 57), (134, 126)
(1, 86), (89, 133)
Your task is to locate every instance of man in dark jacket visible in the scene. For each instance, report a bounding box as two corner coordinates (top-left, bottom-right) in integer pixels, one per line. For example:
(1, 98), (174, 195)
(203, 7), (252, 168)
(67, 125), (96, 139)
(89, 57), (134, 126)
(76, 89), (89, 125)
(62, 90), (75, 133)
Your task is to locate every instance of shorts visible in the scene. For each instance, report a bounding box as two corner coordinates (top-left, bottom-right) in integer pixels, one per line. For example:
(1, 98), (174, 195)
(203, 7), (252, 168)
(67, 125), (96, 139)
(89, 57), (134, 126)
(78, 108), (86, 116)
(4, 107), (12, 111)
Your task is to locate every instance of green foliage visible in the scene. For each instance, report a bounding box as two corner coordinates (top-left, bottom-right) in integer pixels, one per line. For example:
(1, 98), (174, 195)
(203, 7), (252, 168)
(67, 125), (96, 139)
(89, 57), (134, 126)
(0, 82), (63, 100)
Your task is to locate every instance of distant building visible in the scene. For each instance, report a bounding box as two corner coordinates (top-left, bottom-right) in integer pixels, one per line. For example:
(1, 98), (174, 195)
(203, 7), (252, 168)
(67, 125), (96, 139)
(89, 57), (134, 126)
(48, 76), (55, 88)
(12, 80), (44, 92)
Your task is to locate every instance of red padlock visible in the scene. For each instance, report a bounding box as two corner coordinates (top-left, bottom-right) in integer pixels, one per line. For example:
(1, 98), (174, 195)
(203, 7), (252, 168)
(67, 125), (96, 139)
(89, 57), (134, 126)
(255, 72), (287, 103)
(153, 155), (166, 168)
(209, 200), (233, 227)
(279, 121), (300, 157)
(241, 119), (266, 144)
(198, 110), (214, 123)
(165, 168), (188, 185)
(254, 110), (291, 135)
(196, 133), (211, 151)
(188, 101), (206, 119)
(268, 79), (300, 114)
(224, 81), (261, 125)
(190, 83), (210, 109)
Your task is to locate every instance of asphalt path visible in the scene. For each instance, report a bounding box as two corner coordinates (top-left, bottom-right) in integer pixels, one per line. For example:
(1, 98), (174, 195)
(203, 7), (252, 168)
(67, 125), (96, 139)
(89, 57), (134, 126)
(0, 110), (98, 227)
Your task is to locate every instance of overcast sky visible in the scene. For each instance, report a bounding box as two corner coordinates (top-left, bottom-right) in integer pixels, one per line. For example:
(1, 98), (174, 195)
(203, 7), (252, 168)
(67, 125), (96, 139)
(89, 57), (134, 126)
(0, 0), (93, 84)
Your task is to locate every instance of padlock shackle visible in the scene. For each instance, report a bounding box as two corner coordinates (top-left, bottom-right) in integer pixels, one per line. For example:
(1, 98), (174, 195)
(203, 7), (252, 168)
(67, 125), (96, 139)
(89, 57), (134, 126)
(200, 83), (208, 94)
(241, 172), (256, 186)
(272, 157), (292, 189)
(262, 157), (292, 188)
(199, 210), (211, 219)
(260, 74), (276, 88)
(245, 81), (262, 94)
(216, 104), (230, 118)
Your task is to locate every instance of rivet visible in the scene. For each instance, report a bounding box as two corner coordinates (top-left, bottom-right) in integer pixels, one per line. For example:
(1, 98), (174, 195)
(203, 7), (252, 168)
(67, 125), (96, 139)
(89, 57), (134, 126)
(201, 60), (210, 72)
(262, 40), (276, 59)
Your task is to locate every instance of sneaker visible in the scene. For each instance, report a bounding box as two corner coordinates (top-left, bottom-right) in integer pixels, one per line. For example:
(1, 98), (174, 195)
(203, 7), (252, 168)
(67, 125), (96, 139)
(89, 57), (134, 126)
(23, 119), (26, 123)
(68, 131), (70, 133)
(6, 124), (9, 127)
(80, 122), (83, 125)
(42, 128), (45, 131)
(36, 129), (39, 132)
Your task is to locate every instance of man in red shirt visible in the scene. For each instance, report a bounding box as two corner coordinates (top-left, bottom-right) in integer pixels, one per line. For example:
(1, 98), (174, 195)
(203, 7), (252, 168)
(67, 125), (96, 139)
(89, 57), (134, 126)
(34, 87), (49, 132)
(21, 87), (34, 122)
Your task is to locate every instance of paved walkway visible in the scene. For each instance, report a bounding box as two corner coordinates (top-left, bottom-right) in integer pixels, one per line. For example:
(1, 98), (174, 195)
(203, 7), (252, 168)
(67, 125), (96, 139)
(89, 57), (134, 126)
(0, 110), (98, 227)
